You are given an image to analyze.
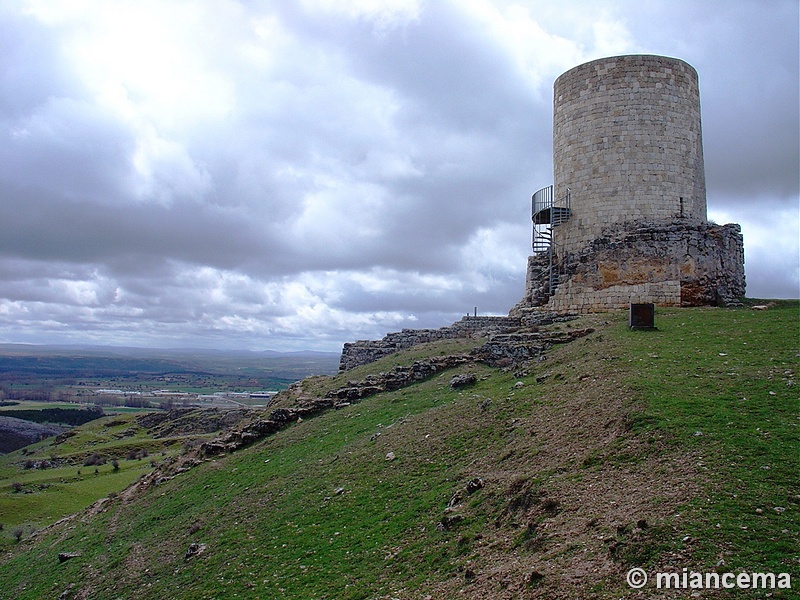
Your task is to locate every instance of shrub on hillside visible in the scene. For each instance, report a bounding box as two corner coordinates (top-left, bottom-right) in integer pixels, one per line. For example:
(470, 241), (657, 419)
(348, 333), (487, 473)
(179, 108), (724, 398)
(12, 526), (24, 542)
(126, 448), (148, 460)
(83, 453), (104, 467)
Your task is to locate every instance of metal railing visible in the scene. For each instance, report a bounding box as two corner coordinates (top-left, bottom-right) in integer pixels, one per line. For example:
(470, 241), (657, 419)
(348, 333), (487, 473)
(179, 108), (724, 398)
(530, 185), (572, 295)
(532, 185), (554, 221)
(531, 186), (570, 253)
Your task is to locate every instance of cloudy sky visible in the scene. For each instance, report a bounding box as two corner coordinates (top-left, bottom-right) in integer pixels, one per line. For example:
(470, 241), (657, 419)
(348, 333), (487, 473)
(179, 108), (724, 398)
(1, 0), (797, 351)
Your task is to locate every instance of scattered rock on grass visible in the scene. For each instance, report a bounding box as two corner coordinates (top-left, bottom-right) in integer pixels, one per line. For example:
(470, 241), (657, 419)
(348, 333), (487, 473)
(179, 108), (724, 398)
(57, 552), (81, 563)
(184, 543), (207, 560)
(450, 373), (477, 389)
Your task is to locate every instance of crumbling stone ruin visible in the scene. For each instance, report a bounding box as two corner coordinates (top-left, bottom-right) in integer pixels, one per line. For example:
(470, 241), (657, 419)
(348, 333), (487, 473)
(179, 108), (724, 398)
(339, 315), (519, 371)
(338, 54), (746, 373)
(514, 54), (745, 315)
(198, 327), (595, 457)
(339, 313), (576, 371)
(512, 220), (745, 314)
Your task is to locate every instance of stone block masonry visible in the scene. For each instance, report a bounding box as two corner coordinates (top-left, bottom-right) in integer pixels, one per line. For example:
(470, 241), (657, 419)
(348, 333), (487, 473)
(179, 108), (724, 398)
(341, 54), (746, 370)
(515, 220), (745, 313)
(518, 54), (746, 314)
(553, 55), (706, 255)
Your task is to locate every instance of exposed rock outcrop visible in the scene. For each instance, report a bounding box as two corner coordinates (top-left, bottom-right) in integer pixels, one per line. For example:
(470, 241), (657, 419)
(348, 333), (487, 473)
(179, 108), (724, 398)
(331, 355), (473, 401)
(136, 408), (252, 438)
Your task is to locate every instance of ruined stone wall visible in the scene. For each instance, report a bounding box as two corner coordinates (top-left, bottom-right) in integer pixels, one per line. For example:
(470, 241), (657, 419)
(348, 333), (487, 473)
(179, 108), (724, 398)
(553, 55), (707, 255)
(519, 221), (744, 313)
(339, 316), (521, 371)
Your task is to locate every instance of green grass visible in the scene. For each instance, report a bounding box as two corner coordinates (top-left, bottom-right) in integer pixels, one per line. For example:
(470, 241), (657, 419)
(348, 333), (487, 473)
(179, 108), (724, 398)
(610, 302), (799, 580)
(0, 461), (149, 530)
(0, 304), (796, 599)
(0, 412), (207, 549)
(1, 359), (512, 599)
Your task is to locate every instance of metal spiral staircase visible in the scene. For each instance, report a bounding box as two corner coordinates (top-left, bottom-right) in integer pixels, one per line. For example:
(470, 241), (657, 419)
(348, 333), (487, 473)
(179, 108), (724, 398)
(531, 185), (571, 295)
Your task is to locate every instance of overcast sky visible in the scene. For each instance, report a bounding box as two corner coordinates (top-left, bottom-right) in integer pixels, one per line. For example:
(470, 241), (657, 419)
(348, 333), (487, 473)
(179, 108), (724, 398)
(1, 0), (798, 352)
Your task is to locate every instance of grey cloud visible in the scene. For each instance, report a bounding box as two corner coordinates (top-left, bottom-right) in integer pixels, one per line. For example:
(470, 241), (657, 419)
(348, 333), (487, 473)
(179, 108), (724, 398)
(619, 0), (799, 205)
(0, 8), (80, 118)
(0, 1), (796, 350)
(1, 99), (136, 205)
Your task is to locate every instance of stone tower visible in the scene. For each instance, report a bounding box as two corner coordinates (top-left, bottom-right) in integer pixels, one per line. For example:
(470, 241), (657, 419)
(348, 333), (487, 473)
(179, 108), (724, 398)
(514, 54), (745, 315)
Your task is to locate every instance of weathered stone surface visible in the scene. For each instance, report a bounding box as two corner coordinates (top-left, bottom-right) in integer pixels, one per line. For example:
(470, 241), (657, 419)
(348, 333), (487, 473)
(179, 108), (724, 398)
(199, 323), (591, 459)
(465, 477), (484, 494)
(199, 417), (286, 457)
(437, 514), (464, 530)
(516, 221), (744, 313)
(450, 373), (477, 389)
(184, 543), (206, 560)
(520, 55), (745, 315)
(553, 56), (707, 256)
(332, 355), (473, 398)
(58, 552), (82, 563)
(339, 312), (579, 372)
(472, 328), (595, 366)
(339, 315), (522, 371)
(136, 408), (252, 439)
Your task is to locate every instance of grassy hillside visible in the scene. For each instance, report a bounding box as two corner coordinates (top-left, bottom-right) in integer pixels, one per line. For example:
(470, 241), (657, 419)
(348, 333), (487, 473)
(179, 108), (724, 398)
(0, 410), (237, 542)
(0, 303), (796, 599)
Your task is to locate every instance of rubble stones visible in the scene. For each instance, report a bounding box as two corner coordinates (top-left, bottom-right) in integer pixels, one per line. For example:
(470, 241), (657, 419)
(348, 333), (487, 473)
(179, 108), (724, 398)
(331, 355), (473, 399)
(339, 315), (521, 371)
(57, 552), (82, 563)
(198, 324), (592, 459)
(450, 373), (477, 389)
(472, 329), (595, 366)
(437, 514), (464, 530)
(340, 312), (577, 371)
(465, 477), (484, 494)
(184, 543), (206, 560)
(136, 408), (252, 439)
(199, 418), (287, 457)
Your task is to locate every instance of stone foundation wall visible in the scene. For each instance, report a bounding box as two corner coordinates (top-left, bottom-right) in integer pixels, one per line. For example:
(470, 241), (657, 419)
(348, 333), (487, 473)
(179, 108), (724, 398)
(548, 280), (682, 312)
(518, 221), (745, 313)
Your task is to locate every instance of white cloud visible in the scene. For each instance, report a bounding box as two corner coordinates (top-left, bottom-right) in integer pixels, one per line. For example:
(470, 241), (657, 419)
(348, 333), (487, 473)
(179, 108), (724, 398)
(298, 0), (421, 24)
(0, 0), (796, 351)
(709, 205), (800, 299)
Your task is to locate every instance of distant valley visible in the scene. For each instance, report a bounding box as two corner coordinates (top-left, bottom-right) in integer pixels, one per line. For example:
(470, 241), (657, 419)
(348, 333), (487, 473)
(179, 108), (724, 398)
(0, 344), (340, 453)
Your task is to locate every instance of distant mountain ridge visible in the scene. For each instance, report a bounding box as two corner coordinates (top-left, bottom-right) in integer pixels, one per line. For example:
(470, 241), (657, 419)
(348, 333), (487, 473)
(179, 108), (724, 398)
(0, 343), (339, 358)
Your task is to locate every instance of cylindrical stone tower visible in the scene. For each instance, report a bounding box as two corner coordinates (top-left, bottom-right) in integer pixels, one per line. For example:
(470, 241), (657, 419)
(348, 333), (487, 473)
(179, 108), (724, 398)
(552, 55), (707, 255)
